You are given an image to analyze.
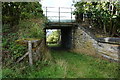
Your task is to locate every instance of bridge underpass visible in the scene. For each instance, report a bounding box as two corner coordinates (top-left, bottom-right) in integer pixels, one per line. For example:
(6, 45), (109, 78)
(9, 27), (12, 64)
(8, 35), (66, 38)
(43, 7), (76, 49)
(45, 25), (75, 49)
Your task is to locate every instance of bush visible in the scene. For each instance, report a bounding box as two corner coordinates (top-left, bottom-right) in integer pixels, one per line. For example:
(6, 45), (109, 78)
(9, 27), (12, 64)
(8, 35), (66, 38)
(2, 24), (27, 65)
(17, 19), (44, 39)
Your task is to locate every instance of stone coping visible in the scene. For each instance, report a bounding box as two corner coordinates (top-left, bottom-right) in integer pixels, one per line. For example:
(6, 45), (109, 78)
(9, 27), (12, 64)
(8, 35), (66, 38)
(78, 24), (120, 45)
(97, 37), (120, 45)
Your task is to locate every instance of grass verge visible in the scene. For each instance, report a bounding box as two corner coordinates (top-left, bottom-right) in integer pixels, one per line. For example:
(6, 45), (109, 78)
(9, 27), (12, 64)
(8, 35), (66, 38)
(2, 50), (118, 78)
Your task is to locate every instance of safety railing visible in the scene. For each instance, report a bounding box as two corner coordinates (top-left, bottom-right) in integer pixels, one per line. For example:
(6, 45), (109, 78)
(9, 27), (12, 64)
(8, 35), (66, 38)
(42, 7), (75, 23)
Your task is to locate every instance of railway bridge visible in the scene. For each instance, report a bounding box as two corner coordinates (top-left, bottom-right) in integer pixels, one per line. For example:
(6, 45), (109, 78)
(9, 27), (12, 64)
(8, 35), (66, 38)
(42, 6), (120, 61)
(43, 7), (76, 49)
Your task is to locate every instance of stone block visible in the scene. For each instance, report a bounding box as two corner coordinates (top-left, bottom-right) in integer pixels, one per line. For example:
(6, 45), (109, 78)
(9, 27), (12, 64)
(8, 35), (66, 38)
(72, 24), (120, 61)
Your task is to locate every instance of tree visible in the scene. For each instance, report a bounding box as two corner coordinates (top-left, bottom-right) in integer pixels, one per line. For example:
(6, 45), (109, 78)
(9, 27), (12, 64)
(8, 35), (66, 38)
(2, 2), (43, 26)
(74, 1), (120, 37)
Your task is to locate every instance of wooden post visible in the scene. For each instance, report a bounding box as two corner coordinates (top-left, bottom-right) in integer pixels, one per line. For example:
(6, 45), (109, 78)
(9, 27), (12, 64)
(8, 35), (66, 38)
(16, 52), (29, 63)
(28, 41), (33, 66)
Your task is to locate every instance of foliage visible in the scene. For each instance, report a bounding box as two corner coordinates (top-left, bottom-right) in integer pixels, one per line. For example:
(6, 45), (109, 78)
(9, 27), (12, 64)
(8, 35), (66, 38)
(2, 24), (27, 66)
(2, 2), (43, 26)
(74, 1), (120, 37)
(2, 18), (45, 66)
(2, 2), (45, 66)
(17, 19), (44, 39)
(46, 30), (61, 43)
(2, 50), (118, 78)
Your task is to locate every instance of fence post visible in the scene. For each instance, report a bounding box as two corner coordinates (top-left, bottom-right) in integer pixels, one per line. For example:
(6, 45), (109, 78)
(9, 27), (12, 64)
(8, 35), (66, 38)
(28, 41), (33, 66)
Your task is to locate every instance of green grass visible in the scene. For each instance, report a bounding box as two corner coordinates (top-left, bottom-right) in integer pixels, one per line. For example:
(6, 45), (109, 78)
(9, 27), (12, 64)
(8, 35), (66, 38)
(47, 43), (61, 47)
(2, 50), (118, 78)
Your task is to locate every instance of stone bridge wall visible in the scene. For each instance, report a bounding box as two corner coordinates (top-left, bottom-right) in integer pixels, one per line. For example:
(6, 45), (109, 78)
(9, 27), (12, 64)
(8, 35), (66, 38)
(72, 24), (120, 62)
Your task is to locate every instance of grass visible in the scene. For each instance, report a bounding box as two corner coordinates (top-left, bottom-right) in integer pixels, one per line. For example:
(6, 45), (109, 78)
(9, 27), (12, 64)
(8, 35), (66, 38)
(47, 43), (61, 47)
(2, 50), (118, 78)
(50, 50), (118, 78)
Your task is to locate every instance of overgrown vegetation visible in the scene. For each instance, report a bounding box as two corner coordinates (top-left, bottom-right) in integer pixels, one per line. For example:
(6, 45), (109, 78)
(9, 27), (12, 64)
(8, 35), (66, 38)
(2, 2), (43, 26)
(2, 2), (46, 66)
(74, 1), (120, 37)
(2, 1), (119, 78)
(2, 50), (118, 78)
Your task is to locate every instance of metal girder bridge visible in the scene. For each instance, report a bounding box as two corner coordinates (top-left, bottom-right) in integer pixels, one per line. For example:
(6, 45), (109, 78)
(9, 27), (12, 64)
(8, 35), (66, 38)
(42, 7), (76, 28)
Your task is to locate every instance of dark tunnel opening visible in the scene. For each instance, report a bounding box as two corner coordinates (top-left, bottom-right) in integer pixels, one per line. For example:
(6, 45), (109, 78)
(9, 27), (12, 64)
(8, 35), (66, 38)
(45, 27), (73, 50)
(61, 27), (73, 49)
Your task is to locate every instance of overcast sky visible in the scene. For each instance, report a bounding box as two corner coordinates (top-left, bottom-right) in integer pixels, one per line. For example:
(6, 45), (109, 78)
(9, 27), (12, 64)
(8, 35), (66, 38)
(40, 0), (75, 22)
(41, 0), (73, 7)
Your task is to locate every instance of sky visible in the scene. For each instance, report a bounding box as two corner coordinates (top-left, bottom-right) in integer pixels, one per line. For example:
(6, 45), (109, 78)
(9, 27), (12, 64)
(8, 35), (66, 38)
(40, 0), (75, 22)
(41, 0), (73, 7)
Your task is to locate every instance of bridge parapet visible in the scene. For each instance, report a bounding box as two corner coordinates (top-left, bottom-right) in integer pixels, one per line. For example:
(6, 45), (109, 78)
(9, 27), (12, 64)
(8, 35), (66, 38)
(42, 7), (75, 23)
